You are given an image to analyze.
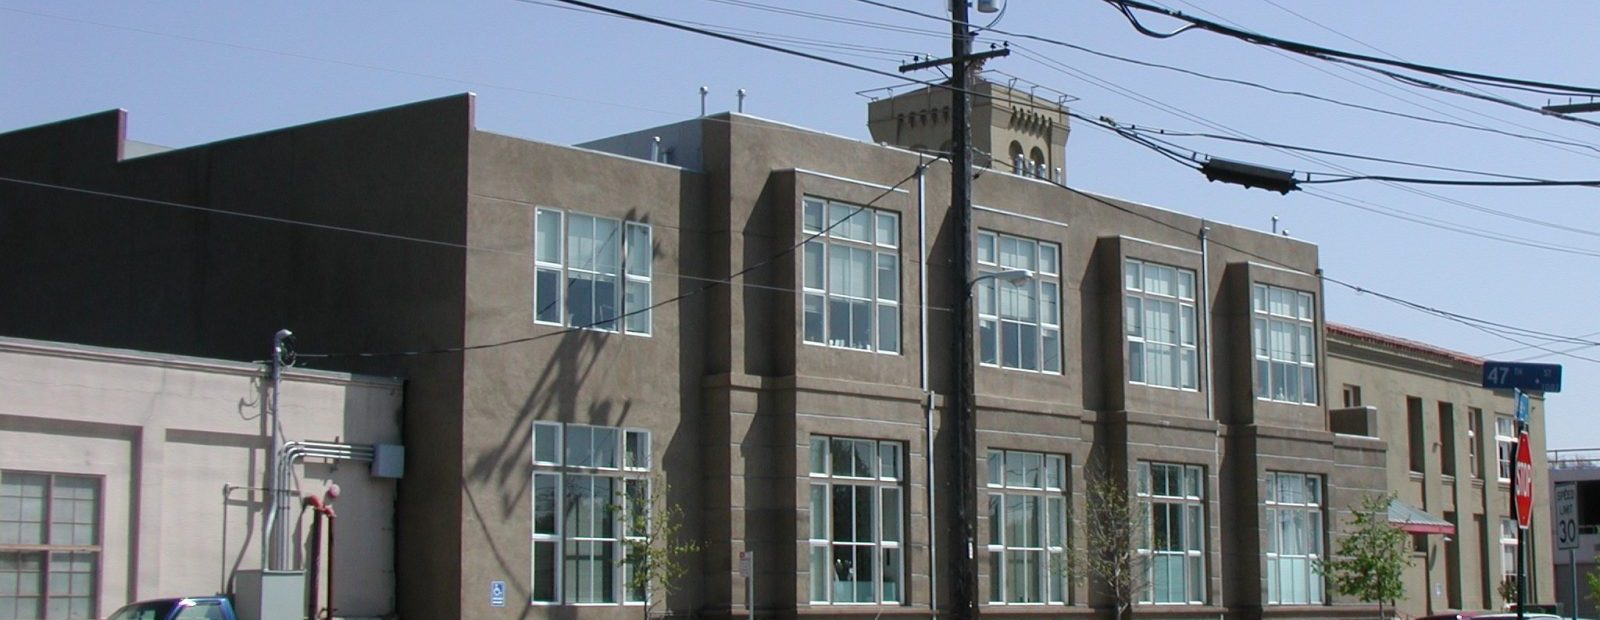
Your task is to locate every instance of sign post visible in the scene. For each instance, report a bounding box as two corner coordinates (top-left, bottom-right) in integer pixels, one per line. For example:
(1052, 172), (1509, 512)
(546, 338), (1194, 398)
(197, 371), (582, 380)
(1485, 359), (1559, 620)
(1556, 483), (1578, 619)
(1515, 431), (1534, 620)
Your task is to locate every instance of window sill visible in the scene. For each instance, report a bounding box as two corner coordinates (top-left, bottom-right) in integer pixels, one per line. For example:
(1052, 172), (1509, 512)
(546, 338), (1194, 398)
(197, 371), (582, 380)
(1254, 397), (1319, 407)
(1129, 381), (1201, 393)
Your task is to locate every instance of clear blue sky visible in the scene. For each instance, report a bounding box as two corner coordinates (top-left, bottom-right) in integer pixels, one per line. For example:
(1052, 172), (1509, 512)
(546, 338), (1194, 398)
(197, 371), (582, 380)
(3, 1), (1595, 448)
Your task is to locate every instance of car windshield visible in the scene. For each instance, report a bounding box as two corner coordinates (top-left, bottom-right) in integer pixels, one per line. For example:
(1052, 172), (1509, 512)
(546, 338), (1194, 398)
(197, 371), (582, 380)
(107, 600), (179, 620)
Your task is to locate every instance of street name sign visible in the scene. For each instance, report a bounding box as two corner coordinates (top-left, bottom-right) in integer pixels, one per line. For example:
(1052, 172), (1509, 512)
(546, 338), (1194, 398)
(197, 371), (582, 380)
(1515, 431), (1534, 529)
(1482, 361), (1563, 393)
(1556, 483), (1579, 551)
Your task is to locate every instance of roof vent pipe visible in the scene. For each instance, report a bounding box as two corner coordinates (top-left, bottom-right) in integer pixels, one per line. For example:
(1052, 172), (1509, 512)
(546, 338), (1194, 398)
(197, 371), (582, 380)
(651, 137), (661, 162)
(738, 88), (747, 113)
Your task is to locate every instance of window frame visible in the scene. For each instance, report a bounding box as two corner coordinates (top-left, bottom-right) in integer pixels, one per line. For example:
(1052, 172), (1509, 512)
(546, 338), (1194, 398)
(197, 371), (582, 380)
(1251, 284), (1318, 405)
(1499, 517), (1519, 582)
(533, 207), (653, 336)
(0, 470), (103, 620)
(801, 197), (902, 355)
(806, 436), (905, 606)
(1136, 462), (1206, 605)
(1123, 259), (1199, 391)
(530, 423), (652, 607)
(1495, 414), (1516, 484)
(975, 230), (1062, 374)
(984, 450), (1070, 605)
(1264, 472), (1324, 605)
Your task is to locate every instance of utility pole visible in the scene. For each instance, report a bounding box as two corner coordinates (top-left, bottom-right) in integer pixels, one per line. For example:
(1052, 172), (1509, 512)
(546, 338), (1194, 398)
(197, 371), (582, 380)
(898, 3), (1007, 618)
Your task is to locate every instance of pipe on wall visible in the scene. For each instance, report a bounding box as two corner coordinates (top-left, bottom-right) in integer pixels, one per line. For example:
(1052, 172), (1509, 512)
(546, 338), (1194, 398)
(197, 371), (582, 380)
(915, 155), (939, 618)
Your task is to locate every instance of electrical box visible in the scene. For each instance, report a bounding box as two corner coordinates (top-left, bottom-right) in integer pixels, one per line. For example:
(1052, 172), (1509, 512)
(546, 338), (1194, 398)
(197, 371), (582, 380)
(234, 570), (304, 620)
(371, 443), (405, 479)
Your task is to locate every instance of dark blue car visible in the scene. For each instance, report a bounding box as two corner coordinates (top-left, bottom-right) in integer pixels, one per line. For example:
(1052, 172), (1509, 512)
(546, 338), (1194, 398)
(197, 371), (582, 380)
(104, 597), (235, 620)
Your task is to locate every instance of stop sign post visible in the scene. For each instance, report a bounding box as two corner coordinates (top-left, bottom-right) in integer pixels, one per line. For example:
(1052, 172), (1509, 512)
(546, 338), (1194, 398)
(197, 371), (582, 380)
(1515, 430), (1534, 528)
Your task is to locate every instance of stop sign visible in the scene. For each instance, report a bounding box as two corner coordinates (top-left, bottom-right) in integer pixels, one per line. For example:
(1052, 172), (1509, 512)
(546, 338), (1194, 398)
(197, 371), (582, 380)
(1515, 430), (1534, 529)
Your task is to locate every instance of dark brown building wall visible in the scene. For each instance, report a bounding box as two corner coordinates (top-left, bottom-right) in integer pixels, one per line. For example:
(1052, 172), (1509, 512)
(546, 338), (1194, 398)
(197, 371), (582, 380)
(0, 95), (476, 620)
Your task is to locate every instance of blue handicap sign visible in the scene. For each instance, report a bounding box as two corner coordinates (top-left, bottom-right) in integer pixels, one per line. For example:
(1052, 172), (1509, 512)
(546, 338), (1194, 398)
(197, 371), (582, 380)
(490, 580), (506, 607)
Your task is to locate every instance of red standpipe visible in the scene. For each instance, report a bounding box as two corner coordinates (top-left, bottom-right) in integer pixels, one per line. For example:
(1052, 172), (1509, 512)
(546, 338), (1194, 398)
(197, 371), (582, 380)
(302, 486), (340, 620)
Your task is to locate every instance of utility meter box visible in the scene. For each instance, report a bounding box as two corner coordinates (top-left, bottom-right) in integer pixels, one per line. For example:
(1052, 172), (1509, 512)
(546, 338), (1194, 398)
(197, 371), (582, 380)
(234, 570), (305, 620)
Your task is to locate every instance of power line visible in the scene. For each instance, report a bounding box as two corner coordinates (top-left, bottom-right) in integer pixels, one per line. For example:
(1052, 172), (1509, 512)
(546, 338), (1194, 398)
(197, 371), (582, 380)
(1007, 45), (1600, 256)
(0, 175), (963, 315)
(1163, 0), (1600, 162)
(1107, 0), (1600, 98)
(301, 156), (941, 359)
(854, 0), (1600, 160)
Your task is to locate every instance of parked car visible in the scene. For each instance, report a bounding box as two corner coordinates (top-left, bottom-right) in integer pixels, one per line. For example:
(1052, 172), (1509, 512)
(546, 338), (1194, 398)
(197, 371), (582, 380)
(104, 597), (236, 620)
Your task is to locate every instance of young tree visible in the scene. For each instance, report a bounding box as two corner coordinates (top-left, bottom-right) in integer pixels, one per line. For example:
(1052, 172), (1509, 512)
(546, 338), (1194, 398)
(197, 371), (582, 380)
(617, 476), (701, 620)
(1082, 461), (1149, 620)
(1500, 575), (1519, 608)
(1317, 493), (1413, 620)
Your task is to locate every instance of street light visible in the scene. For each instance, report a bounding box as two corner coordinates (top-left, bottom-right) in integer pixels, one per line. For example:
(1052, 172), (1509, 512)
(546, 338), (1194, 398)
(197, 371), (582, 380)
(950, 265), (1034, 619)
(969, 268), (1034, 289)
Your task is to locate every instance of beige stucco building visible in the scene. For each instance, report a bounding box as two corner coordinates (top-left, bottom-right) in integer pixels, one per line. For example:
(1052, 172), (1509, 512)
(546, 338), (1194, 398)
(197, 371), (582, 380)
(0, 337), (403, 619)
(1326, 324), (1554, 616)
(0, 86), (1551, 620)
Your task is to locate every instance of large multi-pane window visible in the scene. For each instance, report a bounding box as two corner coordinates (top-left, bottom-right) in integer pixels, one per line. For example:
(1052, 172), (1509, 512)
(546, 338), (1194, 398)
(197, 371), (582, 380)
(985, 450), (1069, 605)
(531, 424), (652, 605)
(1499, 517), (1520, 582)
(534, 208), (653, 335)
(976, 230), (1061, 373)
(807, 437), (904, 605)
(0, 472), (100, 620)
(1265, 472), (1324, 605)
(1252, 284), (1317, 405)
(1124, 260), (1198, 390)
(1137, 462), (1205, 605)
(1496, 414), (1516, 483)
(802, 198), (900, 353)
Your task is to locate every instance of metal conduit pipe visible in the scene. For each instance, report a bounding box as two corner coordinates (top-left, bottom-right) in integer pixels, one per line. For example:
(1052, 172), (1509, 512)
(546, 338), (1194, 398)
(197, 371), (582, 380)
(269, 440), (376, 569)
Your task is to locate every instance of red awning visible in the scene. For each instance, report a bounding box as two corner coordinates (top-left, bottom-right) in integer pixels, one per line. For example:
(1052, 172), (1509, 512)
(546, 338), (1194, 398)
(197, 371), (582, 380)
(1389, 499), (1457, 535)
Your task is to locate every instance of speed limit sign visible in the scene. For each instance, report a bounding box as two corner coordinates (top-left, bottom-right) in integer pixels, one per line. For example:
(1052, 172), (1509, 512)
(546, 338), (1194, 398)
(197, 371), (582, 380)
(1556, 483), (1579, 551)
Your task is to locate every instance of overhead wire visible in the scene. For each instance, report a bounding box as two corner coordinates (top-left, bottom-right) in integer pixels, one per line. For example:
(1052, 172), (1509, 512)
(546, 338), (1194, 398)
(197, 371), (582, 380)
(14, 0), (1593, 362)
(851, 0), (1600, 159)
(1163, 0), (1600, 163)
(0, 175), (959, 316)
(1106, 0), (1600, 98)
(1008, 45), (1600, 256)
(302, 155), (943, 359)
(528, 0), (1600, 359)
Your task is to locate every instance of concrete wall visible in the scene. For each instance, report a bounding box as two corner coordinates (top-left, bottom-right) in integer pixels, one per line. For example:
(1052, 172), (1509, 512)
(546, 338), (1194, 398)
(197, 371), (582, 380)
(456, 132), (709, 618)
(1327, 329), (1555, 616)
(0, 95), (475, 620)
(0, 337), (401, 618)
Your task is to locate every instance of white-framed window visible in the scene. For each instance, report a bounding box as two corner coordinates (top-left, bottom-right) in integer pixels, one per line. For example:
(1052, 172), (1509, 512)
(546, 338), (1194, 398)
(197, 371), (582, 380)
(1137, 462), (1205, 605)
(531, 423), (652, 605)
(976, 230), (1061, 373)
(534, 208), (653, 335)
(985, 450), (1069, 605)
(1265, 472), (1324, 605)
(1500, 517), (1519, 582)
(802, 197), (900, 353)
(1124, 260), (1198, 390)
(0, 471), (100, 620)
(1251, 284), (1317, 405)
(807, 436), (904, 605)
(1496, 414), (1515, 483)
